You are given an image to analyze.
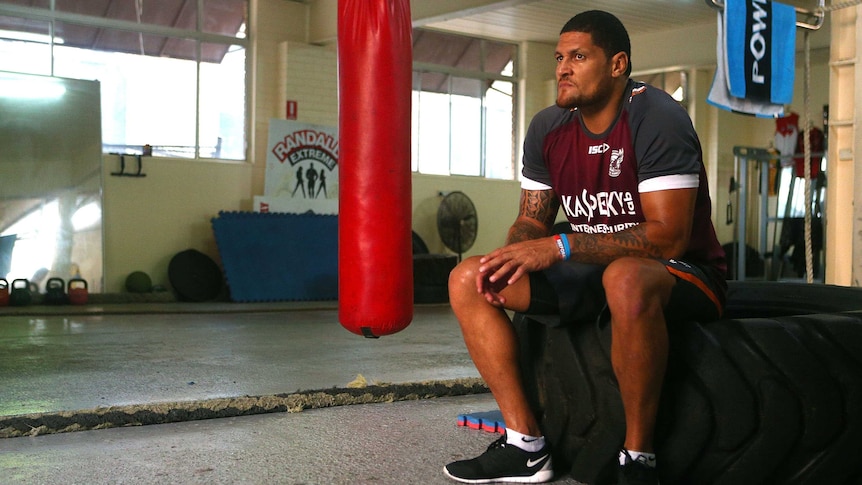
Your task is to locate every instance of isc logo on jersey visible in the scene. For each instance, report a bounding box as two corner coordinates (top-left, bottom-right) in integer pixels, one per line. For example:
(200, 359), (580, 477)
(588, 143), (609, 155)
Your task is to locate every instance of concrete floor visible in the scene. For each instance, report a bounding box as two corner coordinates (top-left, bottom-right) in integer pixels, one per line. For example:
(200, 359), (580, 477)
(0, 303), (478, 416)
(0, 302), (584, 484)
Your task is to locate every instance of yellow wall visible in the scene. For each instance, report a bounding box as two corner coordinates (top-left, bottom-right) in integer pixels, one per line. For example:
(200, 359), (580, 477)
(101, 156), (253, 291)
(411, 175), (519, 258)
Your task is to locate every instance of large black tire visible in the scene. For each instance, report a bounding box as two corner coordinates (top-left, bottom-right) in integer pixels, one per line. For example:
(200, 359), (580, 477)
(514, 281), (862, 484)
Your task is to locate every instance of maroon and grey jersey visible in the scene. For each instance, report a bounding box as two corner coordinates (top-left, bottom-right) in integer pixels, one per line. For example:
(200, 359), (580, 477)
(522, 79), (726, 273)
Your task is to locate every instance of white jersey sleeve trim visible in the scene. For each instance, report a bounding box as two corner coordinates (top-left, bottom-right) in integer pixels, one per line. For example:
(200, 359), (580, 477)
(638, 174), (699, 193)
(521, 177), (553, 191)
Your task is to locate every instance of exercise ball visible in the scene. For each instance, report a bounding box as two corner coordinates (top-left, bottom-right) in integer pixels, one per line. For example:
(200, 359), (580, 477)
(126, 271), (152, 293)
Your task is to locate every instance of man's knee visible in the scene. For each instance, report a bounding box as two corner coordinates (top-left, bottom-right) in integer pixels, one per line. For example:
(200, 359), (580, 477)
(448, 256), (483, 304)
(603, 258), (646, 290)
(602, 258), (673, 313)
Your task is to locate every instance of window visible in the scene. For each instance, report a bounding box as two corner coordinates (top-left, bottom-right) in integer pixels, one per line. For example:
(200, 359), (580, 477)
(639, 69), (688, 110)
(412, 29), (517, 179)
(0, 0), (248, 160)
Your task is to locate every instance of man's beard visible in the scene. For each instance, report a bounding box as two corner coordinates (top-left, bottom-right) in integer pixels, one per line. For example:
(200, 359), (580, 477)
(555, 77), (613, 111)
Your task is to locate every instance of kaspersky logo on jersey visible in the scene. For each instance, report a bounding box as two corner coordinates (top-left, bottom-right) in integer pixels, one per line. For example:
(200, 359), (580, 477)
(560, 189), (637, 222)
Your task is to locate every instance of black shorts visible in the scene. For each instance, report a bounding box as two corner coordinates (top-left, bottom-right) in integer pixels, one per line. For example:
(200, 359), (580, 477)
(526, 259), (727, 325)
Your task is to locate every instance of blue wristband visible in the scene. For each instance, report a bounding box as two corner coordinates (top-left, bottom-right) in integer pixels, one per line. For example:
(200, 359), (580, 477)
(559, 233), (571, 260)
(554, 234), (571, 261)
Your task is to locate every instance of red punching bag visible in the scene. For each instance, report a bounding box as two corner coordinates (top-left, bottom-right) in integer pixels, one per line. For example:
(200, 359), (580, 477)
(337, 0), (413, 337)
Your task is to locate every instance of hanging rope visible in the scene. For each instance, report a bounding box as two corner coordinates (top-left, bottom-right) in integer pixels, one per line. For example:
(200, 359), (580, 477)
(802, 29), (814, 283)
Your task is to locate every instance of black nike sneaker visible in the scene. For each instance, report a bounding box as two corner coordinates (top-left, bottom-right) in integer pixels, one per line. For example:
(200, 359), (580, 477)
(618, 449), (659, 485)
(444, 435), (553, 483)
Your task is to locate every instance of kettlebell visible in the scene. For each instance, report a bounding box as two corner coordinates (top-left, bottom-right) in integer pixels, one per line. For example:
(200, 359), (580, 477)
(68, 278), (88, 305)
(0, 278), (8, 306)
(45, 277), (68, 305)
(10, 278), (31, 306)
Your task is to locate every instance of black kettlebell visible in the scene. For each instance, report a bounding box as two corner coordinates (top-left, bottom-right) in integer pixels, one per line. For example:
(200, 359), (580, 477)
(10, 278), (31, 306)
(45, 277), (68, 305)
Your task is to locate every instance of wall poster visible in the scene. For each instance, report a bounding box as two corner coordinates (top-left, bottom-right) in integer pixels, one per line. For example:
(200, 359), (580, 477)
(255, 119), (338, 214)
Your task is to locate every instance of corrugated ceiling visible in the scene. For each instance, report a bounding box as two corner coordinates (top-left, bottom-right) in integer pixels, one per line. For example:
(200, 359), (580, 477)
(0, 0), (246, 63)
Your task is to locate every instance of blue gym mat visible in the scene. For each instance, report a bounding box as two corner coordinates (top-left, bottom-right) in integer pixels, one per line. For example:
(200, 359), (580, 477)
(211, 211), (338, 302)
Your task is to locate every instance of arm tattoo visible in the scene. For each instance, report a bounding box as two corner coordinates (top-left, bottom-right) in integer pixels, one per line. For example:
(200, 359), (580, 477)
(521, 190), (558, 227)
(506, 190), (559, 244)
(568, 223), (664, 265)
(507, 220), (547, 244)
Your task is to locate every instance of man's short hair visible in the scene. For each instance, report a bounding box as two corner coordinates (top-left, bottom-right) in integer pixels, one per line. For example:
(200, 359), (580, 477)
(560, 10), (632, 77)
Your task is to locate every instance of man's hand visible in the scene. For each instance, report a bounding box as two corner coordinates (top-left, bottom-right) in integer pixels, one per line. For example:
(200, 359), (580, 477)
(475, 236), (561, 306)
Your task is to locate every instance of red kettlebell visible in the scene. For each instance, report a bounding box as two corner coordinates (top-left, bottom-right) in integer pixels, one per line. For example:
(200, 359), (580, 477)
(67, 278), (89, 305)
(0, 278), (8, 306)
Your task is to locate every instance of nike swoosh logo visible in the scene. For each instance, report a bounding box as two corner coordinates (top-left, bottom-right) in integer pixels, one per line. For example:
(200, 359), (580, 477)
(526, 455), (548, 468)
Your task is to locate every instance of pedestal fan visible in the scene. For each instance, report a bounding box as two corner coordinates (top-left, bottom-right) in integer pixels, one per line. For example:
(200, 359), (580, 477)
(437, 191), (477, 262)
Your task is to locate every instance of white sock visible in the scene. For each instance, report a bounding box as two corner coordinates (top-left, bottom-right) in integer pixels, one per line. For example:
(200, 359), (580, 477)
(505, 428), (545, 452)
(620, 449), (657, 468)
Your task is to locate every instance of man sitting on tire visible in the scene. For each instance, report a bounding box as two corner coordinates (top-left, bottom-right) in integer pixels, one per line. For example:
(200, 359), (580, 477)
(444, 10), (727, 485)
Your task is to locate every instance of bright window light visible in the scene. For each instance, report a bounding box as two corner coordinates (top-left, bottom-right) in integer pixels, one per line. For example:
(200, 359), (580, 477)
(72, 202), (101, 231)
(0, 77), (66, 99)
(1, 201), (59, 281)
(0, 29), (64, 44)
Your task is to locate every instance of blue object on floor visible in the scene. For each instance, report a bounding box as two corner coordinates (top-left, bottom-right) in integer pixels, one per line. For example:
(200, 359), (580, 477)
(211, 211), (338, 302)
(457, 410), (505, 434)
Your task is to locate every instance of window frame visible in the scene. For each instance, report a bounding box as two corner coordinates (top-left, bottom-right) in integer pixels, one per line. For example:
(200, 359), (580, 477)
(411, 32), (519, 180)
(0, 1), (250, 161)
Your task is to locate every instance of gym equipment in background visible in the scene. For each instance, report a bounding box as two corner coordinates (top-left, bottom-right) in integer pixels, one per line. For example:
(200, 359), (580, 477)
(514, 281), (862, 484)
(168, 250), (223, 302)
(44, 277), (68, 305)
(437, 191), (477, 262)
(67, 278), (88, 305)
(212, 211), (336, 303)
(125, 271), (153, 293)
(9, 278), (30, 306)
(337, 0), (413, 338)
